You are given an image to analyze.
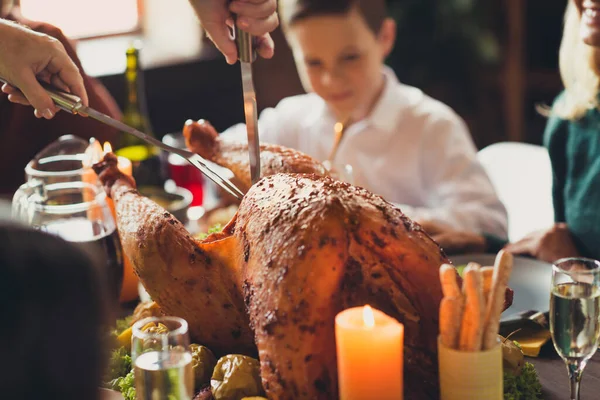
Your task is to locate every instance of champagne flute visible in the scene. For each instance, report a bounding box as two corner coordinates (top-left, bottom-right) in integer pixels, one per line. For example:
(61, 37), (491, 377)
(549, 258), (600, 400)
(131, 316), (195, 400)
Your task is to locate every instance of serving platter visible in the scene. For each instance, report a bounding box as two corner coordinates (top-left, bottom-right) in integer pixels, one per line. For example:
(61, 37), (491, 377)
(450, 253), (552, 321)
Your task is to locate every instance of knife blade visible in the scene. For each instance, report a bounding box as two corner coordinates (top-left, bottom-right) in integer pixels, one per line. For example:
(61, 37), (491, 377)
(234, 26), (261, 185)
(0, 77), (245, 200)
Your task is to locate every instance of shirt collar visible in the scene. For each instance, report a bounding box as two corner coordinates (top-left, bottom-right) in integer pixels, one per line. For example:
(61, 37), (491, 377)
(302, 65), (406, 134)
(365, 65), (404, 135)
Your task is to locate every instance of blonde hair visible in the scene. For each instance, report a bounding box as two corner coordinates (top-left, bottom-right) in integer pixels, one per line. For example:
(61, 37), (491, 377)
(552, 2), (600, 120)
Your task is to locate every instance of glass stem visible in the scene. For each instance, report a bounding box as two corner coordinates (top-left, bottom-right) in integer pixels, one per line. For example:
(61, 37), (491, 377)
(566, 359), (586, 400)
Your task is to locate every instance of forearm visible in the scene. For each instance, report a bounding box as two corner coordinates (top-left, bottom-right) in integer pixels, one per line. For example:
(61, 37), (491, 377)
(395, 202), (508, 238)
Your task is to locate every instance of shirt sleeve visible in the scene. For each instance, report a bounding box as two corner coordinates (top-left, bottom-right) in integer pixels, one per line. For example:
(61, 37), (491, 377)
(543, 114), (568, 223)
(398, 110), (508, 238)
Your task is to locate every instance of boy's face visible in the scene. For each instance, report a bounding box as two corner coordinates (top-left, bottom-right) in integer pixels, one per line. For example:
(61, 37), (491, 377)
(287, 7), (395, 120)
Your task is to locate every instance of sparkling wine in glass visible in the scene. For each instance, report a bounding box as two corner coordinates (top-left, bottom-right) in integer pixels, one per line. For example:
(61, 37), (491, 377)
(549, 258), (600, 400)
(131, 316), (195, 400)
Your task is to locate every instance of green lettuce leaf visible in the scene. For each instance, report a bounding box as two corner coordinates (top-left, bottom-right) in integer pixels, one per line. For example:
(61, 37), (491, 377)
(503, 362), (542, 400)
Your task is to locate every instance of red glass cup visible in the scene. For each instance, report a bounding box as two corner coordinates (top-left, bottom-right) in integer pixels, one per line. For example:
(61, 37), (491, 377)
(167, 153), (204, 207)
(162, 133), (204, 207)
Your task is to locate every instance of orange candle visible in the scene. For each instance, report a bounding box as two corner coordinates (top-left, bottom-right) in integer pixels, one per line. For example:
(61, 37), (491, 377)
(335, 305), (404, 400)
(103, 142), (138, 303)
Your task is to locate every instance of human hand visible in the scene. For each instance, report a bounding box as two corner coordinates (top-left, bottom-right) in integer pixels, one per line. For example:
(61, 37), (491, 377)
(0, 20), (88, 119)
(504, 223), (580, 263)
(188, 0), (278, 64)
(418, 220), (487, 255)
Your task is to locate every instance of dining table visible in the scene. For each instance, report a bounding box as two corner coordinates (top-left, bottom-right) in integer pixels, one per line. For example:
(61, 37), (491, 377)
(529, 347), (600, 399)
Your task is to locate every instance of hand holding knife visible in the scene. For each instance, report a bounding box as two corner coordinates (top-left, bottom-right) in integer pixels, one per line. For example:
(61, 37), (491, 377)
(0, 76), (245, 200)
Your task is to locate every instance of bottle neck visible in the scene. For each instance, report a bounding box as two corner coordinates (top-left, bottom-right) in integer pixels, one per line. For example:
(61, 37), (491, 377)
(125, 53), (142, 112)
(122, 48), (153, 135)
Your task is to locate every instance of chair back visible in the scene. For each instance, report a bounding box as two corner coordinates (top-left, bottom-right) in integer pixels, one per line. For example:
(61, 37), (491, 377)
(477, 142), (554, 242)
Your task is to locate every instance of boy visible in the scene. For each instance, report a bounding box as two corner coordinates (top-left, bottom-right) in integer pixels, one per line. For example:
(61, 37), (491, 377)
(215, 0), (508, 238)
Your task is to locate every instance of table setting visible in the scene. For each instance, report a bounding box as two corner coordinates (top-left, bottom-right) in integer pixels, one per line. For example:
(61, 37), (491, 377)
(3, 42), (599, 400)
(6, 106), (599, 399)
(97, 248), (600, 399)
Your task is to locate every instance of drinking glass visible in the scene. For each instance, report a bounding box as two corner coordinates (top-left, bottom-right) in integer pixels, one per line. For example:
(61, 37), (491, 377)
(12, 180), (124, 304)
(12, 135), (102, 220)
(25, 134), (101, 184)
(162, 132), (204, 206)
(131, 316), (195, 400)
(549, 258), (600, 400)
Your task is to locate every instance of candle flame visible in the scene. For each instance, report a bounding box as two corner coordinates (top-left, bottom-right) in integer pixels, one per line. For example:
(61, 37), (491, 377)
(334, 122), (344, 134)
(103, 142), (113, 154)
(363, 305), (375, 328)
(84, 139), (103, 167)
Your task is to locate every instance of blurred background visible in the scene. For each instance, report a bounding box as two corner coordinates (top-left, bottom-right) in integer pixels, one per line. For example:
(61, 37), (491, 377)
(18, 0), (567, 148)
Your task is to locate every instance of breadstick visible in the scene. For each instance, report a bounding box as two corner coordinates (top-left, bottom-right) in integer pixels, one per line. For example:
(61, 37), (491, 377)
(440, 264), (462, 298)
(439, 296), (464, 350)
(466, 262), (482, 270)
(481, 266), (494, 306)
(458, 266), (485, 351)
(482, 250), (514, 350)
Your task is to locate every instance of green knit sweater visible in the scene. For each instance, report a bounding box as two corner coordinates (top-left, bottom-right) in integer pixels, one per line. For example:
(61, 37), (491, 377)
(484, 94), (600, 259)
(544, 98), (600, 261)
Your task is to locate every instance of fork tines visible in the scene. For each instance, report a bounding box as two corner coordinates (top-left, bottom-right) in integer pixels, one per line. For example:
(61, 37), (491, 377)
(188, 155), (245, 200)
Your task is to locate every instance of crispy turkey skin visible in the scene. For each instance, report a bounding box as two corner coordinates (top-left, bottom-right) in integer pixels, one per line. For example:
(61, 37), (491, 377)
(94, 120), (463, 399)
(183, 119), (328, 193)
(237, 173), (448, 399)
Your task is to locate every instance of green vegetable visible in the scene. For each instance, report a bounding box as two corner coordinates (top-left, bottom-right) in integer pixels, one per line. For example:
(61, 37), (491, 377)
(116, 316), (133, 334)
(104, 346), (132, 383)
(196, 224), (223, 240)
(513, 340), (522, 350)
(455, 264), (467, 277)
(503, 362), (542, 400)
(211, 354), (264, 400)
(111, 369), (136, 400)
(190, 344), (217, 389)
(107, 315), (134, 346)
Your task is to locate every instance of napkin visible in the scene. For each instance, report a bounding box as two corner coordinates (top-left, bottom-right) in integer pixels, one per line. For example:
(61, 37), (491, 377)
(499, 311), (552, 357)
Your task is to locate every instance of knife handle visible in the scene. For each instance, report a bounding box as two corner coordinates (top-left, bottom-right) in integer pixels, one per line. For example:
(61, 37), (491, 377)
(37, 81), (84, 114)
(0, 76), (83, 114)
(228, 2), (257, 64)
(234, 27), (257, 63)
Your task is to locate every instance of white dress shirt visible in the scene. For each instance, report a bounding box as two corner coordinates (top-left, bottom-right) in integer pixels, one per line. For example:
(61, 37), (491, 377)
(222, 66), (508, 237)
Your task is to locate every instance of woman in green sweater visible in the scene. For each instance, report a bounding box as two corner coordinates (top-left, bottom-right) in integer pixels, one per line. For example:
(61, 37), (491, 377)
(423, 0), (600, 263)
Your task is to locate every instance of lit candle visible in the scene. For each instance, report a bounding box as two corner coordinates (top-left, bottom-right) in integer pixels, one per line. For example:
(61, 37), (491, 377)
(335, 305), (404, 400)
(103, 142), (132, 176)
(103, 142), (138, 303)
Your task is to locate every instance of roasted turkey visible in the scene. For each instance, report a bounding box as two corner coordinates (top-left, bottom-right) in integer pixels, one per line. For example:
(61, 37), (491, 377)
(94, 120), (458, 399)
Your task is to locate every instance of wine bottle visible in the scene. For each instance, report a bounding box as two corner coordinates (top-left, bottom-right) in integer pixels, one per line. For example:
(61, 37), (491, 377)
(115, 43), (165, 187)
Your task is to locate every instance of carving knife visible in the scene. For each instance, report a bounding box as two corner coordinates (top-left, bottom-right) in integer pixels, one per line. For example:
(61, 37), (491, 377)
(0, 77), (245, 200)
(233, 23), (261, 185)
